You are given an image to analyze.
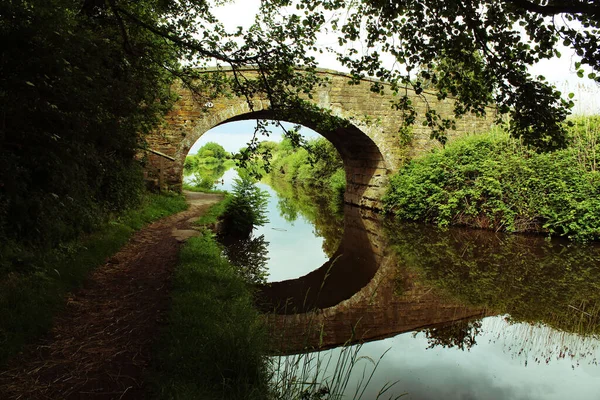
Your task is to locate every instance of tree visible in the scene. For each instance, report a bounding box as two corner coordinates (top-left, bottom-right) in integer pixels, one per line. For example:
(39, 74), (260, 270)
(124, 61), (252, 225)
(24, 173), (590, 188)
(3, 0), (599, 247)
(286, 0), (600, 150)
(0, 0), (178, 245)
(198, 142), (228, 159)
(221, 174), (270, 237)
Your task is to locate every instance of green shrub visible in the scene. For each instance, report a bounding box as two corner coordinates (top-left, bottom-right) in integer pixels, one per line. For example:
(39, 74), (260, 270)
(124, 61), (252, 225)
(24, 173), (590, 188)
(222, 174), (269, 236)
(384, 131), (600, 241)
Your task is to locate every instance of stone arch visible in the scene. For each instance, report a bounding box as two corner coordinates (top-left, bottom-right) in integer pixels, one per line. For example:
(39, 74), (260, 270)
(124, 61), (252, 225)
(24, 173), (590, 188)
(175, 104), (387, 208)
(143, 68), (496, 208)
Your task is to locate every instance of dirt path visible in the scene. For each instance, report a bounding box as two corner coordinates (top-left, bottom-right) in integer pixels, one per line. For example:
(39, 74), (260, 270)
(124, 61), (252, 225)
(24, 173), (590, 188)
(0, 191), (223, 400)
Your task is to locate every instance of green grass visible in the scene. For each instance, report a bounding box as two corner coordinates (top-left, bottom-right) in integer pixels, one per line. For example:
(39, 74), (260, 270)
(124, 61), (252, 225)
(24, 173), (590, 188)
(150, 199), (270, 400)
(182, 183), (227, 194)
(0, 193), (188, 365)
(195, 194), (232, 226)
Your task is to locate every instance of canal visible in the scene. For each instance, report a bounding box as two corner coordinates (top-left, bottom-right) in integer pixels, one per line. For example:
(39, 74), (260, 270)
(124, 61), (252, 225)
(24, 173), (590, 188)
(185, 163), (600, 400)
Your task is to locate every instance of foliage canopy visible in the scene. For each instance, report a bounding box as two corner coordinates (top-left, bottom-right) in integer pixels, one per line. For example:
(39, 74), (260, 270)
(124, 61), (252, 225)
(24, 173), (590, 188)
(2, 0), (599, 245)
(284, 0), (600, 149)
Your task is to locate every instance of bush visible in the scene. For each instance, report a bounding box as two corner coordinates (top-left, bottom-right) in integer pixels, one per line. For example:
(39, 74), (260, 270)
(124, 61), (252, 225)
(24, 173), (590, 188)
(221, 174), (269, 237)
(384, 131), (600, 241)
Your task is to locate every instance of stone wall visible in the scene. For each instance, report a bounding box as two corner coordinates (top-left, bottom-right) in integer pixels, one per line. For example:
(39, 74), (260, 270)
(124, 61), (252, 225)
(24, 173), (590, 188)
(143, 68), (496, 208)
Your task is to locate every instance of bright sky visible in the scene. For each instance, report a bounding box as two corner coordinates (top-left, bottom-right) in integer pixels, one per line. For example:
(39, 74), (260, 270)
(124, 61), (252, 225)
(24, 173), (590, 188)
(189, 120), (320, 154)
(190, 0), (600, 155)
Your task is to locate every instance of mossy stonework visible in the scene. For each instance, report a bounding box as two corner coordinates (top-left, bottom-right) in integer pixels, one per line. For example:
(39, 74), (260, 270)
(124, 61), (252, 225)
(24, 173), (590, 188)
(144, 68), (496, 209)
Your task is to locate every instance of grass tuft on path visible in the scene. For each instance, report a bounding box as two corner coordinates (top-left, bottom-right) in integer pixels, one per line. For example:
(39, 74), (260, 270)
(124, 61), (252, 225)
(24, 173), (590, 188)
(151, 201), (270, 400)
(0, 193), (188, 366)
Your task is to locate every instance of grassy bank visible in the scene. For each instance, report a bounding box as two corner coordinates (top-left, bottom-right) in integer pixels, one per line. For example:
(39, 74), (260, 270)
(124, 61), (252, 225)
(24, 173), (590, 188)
(384, 117), (600, 241)
(0, 193), (188, 365)
(150, 200), (270, 400)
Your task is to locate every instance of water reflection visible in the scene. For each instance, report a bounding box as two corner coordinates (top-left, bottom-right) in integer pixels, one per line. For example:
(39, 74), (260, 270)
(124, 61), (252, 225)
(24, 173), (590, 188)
(387, 222), (600, 337)
(261, 207), (600, 399)
(256, 206), (383, 314)
(221, 233), (270, 285)
(418, 319), (482, 351)
(187, 164), (346, 282)
(287, 318), (600, 400)
(183, 161), (231, 190)
(265, 176), (344, 258)
(188, 160), (600, 398)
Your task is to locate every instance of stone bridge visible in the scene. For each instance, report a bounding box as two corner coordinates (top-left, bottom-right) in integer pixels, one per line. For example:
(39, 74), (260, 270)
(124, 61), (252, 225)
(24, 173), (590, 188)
(144, 68), (496, 208)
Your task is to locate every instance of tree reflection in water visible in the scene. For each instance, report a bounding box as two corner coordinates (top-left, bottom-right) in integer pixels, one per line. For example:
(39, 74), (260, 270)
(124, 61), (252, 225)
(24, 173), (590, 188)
(222, 233), (270, 285)
(266, 176), (344, 258)
(417, 319), (483, 351)
(386, 221), (600, 338)
(184, 161), (232, 191)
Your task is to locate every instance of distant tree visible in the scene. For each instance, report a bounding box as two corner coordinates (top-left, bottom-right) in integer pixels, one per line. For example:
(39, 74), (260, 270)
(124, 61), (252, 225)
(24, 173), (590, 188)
(198, 142), (228, 160)
(257, 141), (279, 154)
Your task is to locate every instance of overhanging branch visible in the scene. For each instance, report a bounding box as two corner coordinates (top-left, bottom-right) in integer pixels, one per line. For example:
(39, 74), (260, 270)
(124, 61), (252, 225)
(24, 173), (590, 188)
(506, 0), (600, 17)
(115, 6), (261, 65)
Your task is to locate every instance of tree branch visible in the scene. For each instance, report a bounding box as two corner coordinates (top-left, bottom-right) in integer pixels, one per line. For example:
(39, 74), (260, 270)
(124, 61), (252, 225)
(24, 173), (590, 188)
(506, 0), (600, 17)
(107, 0), (134, 55)
(115, 6), (261, 64)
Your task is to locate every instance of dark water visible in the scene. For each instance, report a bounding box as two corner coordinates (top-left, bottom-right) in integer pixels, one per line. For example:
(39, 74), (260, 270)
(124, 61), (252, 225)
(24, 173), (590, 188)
(185, 165), (600, 399)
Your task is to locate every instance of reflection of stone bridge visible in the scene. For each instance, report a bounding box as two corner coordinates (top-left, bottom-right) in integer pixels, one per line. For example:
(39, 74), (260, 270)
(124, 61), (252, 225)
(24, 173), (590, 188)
(145, 68), (495, 208)
(258, 206), (489, 354)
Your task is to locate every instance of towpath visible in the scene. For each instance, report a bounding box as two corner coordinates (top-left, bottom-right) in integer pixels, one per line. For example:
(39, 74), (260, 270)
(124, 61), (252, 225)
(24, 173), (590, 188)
(0, 192), (222, 399)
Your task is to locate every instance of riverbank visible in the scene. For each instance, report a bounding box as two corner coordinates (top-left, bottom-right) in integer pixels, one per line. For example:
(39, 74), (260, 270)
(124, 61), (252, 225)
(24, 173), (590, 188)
(0, 193), (189, 367)
(384, 119), (600, 241)
(0, 192), (221, 399)
(149, 198), (270, 399)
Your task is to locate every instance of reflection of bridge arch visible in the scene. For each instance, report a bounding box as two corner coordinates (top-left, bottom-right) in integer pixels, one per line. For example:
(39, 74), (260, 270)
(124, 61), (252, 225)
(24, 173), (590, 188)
(259, 205), (488, 354)
(144, 68), (495, 208)
(256, 205), (385, 314)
